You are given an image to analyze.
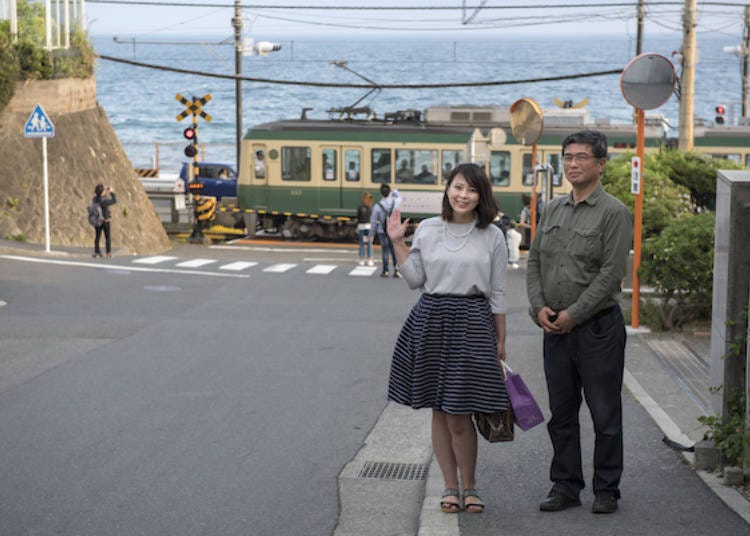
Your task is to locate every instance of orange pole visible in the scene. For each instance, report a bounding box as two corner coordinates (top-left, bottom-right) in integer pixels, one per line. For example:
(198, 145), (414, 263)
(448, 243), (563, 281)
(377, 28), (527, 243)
(631, 109), (645, 328)
(530, 144), (538, 241)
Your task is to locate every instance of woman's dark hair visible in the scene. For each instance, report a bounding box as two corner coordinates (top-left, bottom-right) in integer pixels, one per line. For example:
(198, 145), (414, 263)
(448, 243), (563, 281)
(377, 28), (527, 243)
(561, 130), (608, 159)
(441, 163), (497, 229)
(94, 183), (104, 196)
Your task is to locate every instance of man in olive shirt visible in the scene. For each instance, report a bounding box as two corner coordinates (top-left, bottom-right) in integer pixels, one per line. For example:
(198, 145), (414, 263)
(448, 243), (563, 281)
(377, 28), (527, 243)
(526, 130), (632, 515)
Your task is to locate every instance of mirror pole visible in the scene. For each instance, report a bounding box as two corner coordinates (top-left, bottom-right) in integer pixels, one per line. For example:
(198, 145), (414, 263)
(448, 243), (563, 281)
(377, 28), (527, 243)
(631, 108), (645, 328)
(530, 144), (538, 242)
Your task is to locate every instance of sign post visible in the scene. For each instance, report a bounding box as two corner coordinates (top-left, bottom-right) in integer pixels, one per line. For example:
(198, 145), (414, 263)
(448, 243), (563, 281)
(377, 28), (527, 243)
(24, 104), (55, 253)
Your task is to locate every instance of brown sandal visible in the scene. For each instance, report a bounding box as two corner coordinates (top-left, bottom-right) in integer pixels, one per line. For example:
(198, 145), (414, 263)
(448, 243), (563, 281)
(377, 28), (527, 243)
(463, 488), (485, 513)
(440, 488), (460, 513)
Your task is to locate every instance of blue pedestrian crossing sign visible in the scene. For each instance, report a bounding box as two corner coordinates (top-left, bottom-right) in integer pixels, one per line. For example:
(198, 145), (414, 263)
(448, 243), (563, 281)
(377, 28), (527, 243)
(24, 104), (55, 138)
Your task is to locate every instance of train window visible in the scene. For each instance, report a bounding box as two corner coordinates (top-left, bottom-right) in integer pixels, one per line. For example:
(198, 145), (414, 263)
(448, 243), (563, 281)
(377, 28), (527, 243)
(709, 153), (741, 163)
(441, 150), (464, 182)
(489, 151), (511, 186)
(322, 149), (337, 181)
(371, 148), (391, 183)
(746, 154), (750, 167)
(281, 146), (311, 181)
(522, 154), (534, 186)
(546, 154), (563, 187)
(395, 149), (438, 184)
(345, 150), (361, 181)
(253, 147), (266, 179)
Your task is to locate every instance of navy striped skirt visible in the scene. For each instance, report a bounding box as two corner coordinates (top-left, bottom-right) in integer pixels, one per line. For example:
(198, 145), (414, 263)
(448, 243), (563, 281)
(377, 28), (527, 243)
(387, 294), (509, 415)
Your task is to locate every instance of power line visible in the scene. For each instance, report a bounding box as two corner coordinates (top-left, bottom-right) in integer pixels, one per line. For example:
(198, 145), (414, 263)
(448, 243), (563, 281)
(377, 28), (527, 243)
(85, 1), (750, 8)
(97, 52), (622, 88)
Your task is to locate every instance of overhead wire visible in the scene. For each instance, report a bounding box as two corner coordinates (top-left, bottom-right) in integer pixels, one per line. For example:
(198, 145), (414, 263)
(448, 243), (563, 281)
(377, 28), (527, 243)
(97, 53), (623, 88)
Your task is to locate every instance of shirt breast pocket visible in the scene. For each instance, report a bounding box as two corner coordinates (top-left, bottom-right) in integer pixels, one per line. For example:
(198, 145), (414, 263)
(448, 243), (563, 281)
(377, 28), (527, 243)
(539, 224), (561, 255)
(570, 228), (602, 260)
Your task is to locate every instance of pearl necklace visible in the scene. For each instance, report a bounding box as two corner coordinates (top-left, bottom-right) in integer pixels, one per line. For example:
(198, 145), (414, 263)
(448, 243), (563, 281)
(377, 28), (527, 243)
(443, 221), (475, 252)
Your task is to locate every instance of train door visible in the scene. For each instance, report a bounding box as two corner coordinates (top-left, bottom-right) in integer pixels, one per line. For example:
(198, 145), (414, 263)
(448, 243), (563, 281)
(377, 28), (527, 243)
(319, 146), (362, 211)
(319, 146), (341, 210)
(251, 145), (268, 208)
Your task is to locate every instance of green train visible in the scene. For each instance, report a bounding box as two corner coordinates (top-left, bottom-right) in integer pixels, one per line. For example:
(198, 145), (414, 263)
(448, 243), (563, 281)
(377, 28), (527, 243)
(227, 105), (750, 240)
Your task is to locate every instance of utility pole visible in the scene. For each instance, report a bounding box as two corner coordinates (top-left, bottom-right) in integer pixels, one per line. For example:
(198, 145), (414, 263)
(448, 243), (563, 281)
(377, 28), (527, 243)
(743, 5), (749, 117)
(678, 0), (697, 151)
(232, 0), (243, 174)
(636, 0), (645, 55)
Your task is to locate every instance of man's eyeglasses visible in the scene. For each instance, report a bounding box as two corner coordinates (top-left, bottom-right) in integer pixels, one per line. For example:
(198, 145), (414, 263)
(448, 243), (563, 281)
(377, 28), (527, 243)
(562, 153), (595, 163)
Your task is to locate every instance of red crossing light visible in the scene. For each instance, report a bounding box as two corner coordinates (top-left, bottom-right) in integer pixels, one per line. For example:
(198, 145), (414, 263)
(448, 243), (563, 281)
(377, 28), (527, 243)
(715, 105), (726, 125)
(183, 127), (196, 140)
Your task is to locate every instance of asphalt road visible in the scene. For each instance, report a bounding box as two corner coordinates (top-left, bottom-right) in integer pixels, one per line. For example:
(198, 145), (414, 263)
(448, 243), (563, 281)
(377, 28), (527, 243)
(0, 242), (419, 536)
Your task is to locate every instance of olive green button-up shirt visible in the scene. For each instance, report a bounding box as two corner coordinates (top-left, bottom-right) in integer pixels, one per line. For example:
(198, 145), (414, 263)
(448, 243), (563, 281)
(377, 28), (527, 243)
(526, 184), (633, 325)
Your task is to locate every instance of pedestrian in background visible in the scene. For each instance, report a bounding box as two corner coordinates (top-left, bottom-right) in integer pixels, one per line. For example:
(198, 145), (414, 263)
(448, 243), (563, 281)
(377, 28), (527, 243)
(386, 163), (509, 514)
(92, 183), (117, 259)
(356, 191), (374, 266)
(369, 184), (400, 278)
(506, 222), (522, 269)
(526, 130), (632, 514)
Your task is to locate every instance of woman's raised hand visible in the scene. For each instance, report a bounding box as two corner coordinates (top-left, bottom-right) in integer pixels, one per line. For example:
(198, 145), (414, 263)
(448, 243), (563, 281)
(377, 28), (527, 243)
(388, 208), (409, 242)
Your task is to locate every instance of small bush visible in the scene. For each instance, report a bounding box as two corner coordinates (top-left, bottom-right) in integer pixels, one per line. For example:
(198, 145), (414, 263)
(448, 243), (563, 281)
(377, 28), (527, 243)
(699, 390), (750, 466)
(639, 212), (714, 330)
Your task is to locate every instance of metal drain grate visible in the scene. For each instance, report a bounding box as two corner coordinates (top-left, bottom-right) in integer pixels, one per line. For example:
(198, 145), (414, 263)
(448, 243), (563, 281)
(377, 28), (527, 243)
(357, 462), (428, 481)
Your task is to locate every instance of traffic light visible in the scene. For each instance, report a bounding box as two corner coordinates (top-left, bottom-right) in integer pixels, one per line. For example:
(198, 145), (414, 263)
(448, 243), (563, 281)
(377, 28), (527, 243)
(183, 126), (198, 157)
(715, 105), (726, 125)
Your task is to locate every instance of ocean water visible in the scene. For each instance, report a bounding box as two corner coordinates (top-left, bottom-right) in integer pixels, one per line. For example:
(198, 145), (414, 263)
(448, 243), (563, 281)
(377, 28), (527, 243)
(93, 33), (744, 172)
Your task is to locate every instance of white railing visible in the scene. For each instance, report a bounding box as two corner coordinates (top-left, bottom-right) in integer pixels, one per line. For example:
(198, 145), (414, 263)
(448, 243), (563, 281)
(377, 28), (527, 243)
(1, 0), (86, 49)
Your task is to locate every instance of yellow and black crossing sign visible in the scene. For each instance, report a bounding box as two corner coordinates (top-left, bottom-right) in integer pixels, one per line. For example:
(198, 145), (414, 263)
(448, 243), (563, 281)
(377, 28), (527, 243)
(176, 93), (212, 122)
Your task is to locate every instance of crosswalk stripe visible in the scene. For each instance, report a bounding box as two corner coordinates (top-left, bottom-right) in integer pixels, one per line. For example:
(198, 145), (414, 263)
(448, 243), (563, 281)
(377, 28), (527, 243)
(219, 261), (258, 271)
(263, 263), (297, 273)
(175, 258), (217, 268)
(349, 266), (378, 277)
(133, 255), (179, 265)
(306, 264), (337, 275)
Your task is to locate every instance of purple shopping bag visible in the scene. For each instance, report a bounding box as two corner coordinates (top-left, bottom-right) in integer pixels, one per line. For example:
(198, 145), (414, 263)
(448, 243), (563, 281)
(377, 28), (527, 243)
(502, 362), (545, 431)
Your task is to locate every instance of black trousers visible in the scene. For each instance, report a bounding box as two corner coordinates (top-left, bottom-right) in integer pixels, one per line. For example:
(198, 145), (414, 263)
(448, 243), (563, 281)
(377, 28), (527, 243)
(94, 221), (111, 254)
(542, 305), (626, 499)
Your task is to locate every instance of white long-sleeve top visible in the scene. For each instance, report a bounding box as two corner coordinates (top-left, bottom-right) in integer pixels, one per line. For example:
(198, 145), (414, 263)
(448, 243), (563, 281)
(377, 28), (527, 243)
(399, 217), (508, 314)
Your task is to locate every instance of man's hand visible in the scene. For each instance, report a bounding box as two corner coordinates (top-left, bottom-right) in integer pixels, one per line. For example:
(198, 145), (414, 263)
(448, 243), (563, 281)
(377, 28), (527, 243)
(537, 307), (558, 333)
(552, 310), (576, 334)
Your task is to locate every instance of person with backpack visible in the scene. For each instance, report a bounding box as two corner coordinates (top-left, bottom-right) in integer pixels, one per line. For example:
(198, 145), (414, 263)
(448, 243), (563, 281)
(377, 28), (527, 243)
(90, 183), (117, 258)
(369, 184), (400, 278)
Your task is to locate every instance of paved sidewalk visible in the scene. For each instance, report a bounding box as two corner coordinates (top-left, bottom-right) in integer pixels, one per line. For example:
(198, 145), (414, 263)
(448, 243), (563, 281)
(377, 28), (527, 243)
(417, 264), (749, 536)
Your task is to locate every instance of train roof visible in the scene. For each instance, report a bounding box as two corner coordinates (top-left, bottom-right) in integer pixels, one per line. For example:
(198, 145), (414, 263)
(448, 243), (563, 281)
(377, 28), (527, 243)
(244, 106), (750, 149)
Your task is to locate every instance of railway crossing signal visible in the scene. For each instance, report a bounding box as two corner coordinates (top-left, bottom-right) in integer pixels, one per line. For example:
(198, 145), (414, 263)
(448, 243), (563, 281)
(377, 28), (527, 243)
(715, 104), (726, 125)
(176, 93), (214, 242)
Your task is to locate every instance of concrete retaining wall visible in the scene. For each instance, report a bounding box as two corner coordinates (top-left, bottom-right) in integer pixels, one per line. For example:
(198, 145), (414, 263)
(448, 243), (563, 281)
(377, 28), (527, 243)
(6, 78), (97, 115)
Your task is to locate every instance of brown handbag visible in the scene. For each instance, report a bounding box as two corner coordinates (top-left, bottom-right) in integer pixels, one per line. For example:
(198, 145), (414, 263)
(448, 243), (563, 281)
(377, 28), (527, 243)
(473, 406), (515, 442)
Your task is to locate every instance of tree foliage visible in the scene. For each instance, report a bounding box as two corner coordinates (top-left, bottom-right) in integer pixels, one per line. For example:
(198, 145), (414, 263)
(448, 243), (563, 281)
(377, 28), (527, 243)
(601, 152), (693, 239)
(658, 150), (744, 211)
(639, 211), (715, 330)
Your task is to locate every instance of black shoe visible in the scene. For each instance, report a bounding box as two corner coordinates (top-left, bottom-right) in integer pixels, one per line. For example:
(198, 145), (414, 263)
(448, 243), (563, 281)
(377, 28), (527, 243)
(380, 272), (389, 278)
(392, 270), (401, 278)
(539, 490), (582, 512)
(592, 492), (618, 514)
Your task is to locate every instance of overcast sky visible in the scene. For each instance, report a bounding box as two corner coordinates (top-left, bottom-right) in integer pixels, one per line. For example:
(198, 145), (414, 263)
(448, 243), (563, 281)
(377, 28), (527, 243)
(84, 1), (746, 40)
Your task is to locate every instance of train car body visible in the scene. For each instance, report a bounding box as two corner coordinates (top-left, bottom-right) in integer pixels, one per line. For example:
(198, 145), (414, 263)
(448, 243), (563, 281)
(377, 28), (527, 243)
(232, 106), (750, 240)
